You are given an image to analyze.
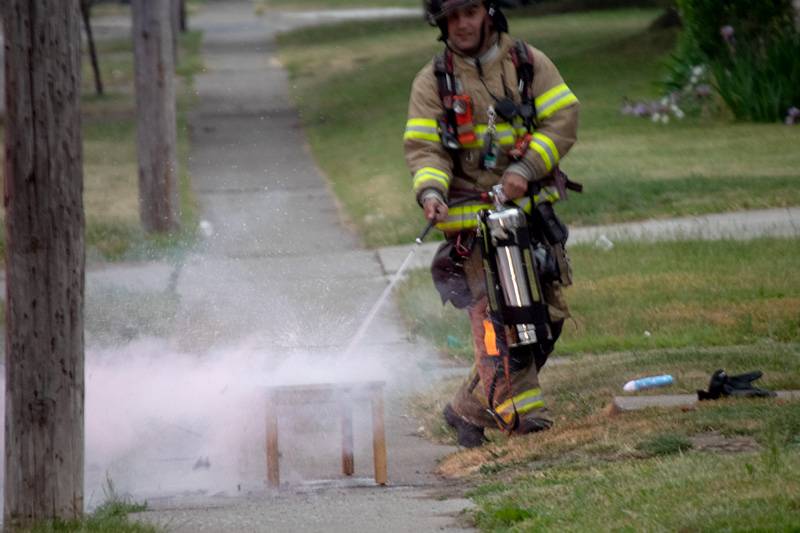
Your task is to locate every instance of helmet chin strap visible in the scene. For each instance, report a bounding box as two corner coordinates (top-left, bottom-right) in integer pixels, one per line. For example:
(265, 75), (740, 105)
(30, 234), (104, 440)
(461, 14), (491, 57)
(476, 19), (487, 54)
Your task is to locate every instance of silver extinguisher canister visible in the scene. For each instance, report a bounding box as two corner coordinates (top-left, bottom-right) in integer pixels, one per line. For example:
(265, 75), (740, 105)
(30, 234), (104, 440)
(484, 205), (539, 346)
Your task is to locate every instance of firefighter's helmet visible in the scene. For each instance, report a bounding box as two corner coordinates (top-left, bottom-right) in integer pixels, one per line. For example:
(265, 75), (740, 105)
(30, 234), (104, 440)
(424, 0), (508, 38)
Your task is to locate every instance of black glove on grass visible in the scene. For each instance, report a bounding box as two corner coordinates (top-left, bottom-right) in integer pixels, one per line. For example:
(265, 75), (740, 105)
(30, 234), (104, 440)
(697, 369), (777, 400)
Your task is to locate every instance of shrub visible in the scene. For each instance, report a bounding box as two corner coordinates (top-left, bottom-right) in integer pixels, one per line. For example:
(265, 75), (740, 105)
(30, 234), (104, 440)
(677, 0), (795, 62)
(671, 0), (800, 122)
(710, 27), (800, 122)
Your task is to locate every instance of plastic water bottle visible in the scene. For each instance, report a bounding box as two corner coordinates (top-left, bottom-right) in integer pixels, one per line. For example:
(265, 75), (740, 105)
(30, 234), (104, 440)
(623, 374), (674, 392)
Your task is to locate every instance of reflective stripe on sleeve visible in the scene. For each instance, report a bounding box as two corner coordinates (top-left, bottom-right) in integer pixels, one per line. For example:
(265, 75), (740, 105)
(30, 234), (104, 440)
(528, 132), (560, 172)
(537, 186), (560, 204)
(457, 123), (519, 149)
(404, 118), (441, 142)
(535, 83), (579, 120)
(436, 202), (487, 232)
(412, 166), (450, 193)
(495, 387), (545, 424)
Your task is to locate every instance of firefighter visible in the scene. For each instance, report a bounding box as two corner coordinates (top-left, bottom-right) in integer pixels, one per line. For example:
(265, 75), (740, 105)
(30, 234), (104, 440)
(404, 0), (580, 447)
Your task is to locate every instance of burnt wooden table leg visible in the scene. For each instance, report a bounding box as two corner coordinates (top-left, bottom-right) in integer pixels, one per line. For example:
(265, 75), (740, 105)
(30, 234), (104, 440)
(370, 386), (388, 485)
(341, 400), (355, 476)
(266, 396), (280, 488)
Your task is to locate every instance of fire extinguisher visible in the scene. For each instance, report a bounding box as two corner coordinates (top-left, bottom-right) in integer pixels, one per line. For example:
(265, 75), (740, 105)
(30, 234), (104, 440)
(478, 184), (553, 347)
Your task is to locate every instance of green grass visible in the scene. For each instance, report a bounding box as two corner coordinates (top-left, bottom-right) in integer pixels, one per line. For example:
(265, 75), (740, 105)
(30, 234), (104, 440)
(277, 9), (800, 247)
(470, 451), (800, 531)
(0, 28), (204, 262)
(635, 432), (693, 456)
(396, 238), (800, 359)
(412, 342), (800, 446)
(28, 484), (156, 533)
(410, 341), (800, 530)
(401, 239), (800, 531)
(28, 501), (156, 533)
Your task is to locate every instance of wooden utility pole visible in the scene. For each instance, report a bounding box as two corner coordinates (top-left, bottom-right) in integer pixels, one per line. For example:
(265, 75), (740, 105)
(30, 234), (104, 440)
(3, 0), (86, 527)
(179, 0), (188, 32)
(171, 0), (181, 65)
(81, 0), (104, 96)
(132, 0), (180, 233)
(794, 0), (800, 30)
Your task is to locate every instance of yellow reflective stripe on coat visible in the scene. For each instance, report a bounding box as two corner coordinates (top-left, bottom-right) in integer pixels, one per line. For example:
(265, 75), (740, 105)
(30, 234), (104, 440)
(435, 198), (533, 232)
(405, 121), (524, 148)
(535, 83), (579, 120)
(537, 186), (560, 204)
(436, 202), (487, 231)
(495, 387), (545, 424)
(528, 132), (560, 172)
(460, 123), (518, 149)
(412, 167), (450, 192)
(404, 118), (441, 142)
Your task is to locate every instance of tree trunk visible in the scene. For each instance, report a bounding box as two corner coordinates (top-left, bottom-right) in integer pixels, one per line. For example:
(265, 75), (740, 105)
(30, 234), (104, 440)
(81, 0), (104, 96)
(179, 0), (188, 32)
(3, 0), (85, 528)
(132, 0), (180, 233)
(171, 0), (181, 66)
(794, 0), (800, 31)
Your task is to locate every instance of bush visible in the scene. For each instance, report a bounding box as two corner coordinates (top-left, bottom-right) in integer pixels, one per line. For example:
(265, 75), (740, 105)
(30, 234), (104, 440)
(677, 0), (795, 62)
(710, 28), (800, 122)
(672, 0), (800, 122)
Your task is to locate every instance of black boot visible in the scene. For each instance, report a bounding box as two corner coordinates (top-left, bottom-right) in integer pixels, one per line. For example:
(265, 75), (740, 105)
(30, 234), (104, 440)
(443, 404), (486, 448)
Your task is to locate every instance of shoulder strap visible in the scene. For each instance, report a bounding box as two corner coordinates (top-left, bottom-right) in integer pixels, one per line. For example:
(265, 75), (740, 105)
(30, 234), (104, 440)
(433, 50), (461, 149)
(432, 49), (465, 176)
(433, 50), (454, 109)
(509, 40), (537, 131)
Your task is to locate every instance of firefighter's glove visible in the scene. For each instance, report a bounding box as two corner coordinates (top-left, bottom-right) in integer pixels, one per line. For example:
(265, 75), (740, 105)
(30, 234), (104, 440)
(697, 369), (777, 401)
(501, 171), (528, 200)
(422, 196), (448, 223)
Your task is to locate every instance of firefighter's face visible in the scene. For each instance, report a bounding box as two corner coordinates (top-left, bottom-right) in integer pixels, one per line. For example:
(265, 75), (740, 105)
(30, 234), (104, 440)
(446, 3), (488, 54)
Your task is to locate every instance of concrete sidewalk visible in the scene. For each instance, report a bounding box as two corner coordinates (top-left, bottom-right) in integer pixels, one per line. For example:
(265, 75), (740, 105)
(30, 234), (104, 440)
(99, 3), (474, 531)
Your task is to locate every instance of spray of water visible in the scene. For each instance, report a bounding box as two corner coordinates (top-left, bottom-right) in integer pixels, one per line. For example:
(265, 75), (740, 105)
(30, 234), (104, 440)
(343, 220), (434, 356)
(343, 246), (418, 356)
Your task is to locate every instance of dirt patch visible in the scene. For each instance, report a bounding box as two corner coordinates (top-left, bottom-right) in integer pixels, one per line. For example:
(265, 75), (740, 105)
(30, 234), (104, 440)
(689, 431), (760, 454)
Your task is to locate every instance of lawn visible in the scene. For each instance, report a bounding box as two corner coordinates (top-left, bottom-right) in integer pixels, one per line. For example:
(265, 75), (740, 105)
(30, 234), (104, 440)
(0, 23), (203, 262)
(277, 9), (800, 247)
(401, 237), (800, 530)
(397, 238), (800, 358)
(410, 340), (800, 531)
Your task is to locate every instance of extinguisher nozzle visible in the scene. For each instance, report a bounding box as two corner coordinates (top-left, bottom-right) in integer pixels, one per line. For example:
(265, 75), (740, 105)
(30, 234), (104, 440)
(416, 220), (436, 245)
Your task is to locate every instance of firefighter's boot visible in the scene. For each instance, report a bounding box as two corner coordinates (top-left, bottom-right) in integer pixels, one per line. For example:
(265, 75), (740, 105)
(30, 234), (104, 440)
(443, 403), (486, 448)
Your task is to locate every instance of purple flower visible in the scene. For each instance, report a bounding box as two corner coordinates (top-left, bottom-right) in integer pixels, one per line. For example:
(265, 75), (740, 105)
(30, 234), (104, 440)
(720, 25), (735, 43)
(786, 106), (800, 125)
(695, 84), (712, 97)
